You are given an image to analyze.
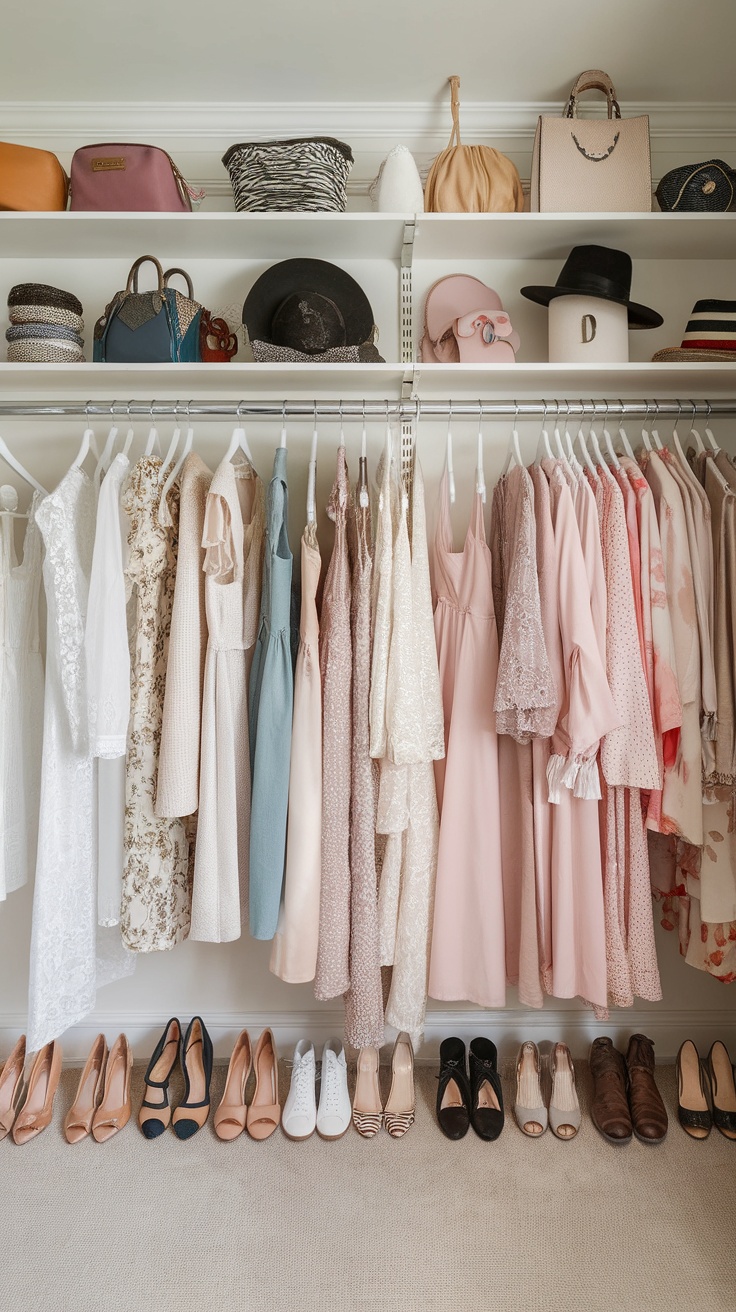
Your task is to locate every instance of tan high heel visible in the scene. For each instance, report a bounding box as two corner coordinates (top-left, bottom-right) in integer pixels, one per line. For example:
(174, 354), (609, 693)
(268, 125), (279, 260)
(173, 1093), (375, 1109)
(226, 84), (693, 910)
(91, 1034), (132, 1143)
(215, 1030), (252, 1142)
(0, 1035), (26, 1140)
(549, 1042), (581, 1140)
(172, 1017), (214, 1141)
(383, 1033), (415, 1138)
(514, 1041), (547, 1137)
(12, 1040), (62, 1145)
(246, 1029), (281, 1141)
(352, 1046), (383, 1138)
(65, 1034), (108, 1144)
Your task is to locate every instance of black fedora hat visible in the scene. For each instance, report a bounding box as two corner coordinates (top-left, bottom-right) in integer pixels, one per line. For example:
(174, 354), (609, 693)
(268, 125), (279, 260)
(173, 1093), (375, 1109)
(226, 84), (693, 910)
(520, 244), (663, 329)
(243, 258), (376, 354)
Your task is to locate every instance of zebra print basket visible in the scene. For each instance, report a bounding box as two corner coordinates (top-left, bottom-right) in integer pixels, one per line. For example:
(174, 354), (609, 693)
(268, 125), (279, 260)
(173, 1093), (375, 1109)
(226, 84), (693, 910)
(222, 137), (353, 212)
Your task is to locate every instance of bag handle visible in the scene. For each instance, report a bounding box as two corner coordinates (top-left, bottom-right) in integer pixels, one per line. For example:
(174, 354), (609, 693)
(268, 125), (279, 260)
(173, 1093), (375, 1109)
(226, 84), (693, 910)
(447, 75), (462, 147)
(163, 267), (195, 299)
(565, 69), (621, 120)
(126, 255), (165, 296)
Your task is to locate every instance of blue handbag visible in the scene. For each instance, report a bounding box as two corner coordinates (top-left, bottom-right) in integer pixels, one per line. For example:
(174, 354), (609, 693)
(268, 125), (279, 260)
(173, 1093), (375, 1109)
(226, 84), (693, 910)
(94, 255), (203, 363)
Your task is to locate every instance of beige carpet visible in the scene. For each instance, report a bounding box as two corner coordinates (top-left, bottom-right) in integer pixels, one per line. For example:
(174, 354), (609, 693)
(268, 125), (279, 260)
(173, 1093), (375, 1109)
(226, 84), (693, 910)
(1, 1059), (734, 1312)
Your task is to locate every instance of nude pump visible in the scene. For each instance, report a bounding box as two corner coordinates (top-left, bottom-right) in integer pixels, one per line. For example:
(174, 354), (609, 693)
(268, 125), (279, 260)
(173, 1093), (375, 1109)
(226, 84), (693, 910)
(215, 1030), (252, 1141)
(352, 1046), (383, 1138)
(65, 1033), (108, 1143)
(0, 1035), (26, 1140)
(139, 1017), (181, 1139)
(246, 1028), (281, 1140)
(12, 1039), (62, 1145)
(92, 1033), (132, 1143)
(383, 1033), (415, 1138)
(172, 1017), (214, 1141)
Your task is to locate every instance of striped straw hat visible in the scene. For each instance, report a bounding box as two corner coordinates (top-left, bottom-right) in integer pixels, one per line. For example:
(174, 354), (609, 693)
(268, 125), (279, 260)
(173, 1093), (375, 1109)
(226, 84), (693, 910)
(653, 299), (736, 361)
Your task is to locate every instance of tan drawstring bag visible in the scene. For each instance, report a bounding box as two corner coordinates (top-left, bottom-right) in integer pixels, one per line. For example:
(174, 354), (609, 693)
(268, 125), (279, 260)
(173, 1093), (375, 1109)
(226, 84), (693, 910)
(425, 76), (524, 213)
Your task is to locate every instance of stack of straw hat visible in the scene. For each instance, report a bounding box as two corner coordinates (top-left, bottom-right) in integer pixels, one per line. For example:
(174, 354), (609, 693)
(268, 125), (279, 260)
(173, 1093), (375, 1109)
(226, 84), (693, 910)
(6, 283), (85, 362)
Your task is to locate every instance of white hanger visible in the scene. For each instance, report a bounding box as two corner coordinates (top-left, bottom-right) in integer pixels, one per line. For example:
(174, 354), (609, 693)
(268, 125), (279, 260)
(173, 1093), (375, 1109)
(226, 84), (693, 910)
(576, 410), (597, 476)
(280, 401), (288, 450)
(0, 433), (47, 495)
(358, 401), (369, 508)
(563, 402), (579, 466)
(72, 405), (100, 471)
(159, 401), (183, 482)
(93, 401), (120, 488)
(144, 402), (161, 458)
(224, 402), (255, 465)
(601, 401), (621, 471)
(502, 403), (523, 475)
(640, 401), (653, 453)
(158, 401), (195, 526)
(534, 401), (554, 465)
(307, 403), (318, 526)
(671, 400), (690, 466)
(476, 402), (487, 503)
(551, 400), (569, 463)
(338, 400), (345, 451)
(615, 400), (636, 459)
(650, 399), (664, 451)
(446, 402), (456, 504)
(688, 400), (707, 455)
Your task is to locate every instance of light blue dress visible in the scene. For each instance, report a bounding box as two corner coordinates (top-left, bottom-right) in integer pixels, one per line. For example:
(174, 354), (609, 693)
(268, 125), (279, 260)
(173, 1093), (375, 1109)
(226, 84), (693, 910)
(248, 446), (294, 939)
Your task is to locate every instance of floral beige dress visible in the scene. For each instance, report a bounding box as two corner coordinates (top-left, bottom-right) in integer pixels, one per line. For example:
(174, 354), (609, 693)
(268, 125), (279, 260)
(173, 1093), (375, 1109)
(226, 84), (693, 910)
(121, 456), (192, 951)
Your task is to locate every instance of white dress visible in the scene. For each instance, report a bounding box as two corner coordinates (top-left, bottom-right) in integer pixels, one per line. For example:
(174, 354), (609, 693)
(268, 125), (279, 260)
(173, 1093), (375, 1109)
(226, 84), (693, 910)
(28, 465), (133, 1052)
(0, 493), (44, 902)
(85, 453), (131, 927)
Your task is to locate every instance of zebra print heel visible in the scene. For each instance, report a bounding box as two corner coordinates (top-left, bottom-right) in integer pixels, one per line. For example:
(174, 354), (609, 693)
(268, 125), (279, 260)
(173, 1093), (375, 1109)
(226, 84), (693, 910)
(352, 1107), (383, 1138)
(352, 1047), (383, 1138)
(384, 1109), (415, 1138)
(383, 1032), (415, 1139)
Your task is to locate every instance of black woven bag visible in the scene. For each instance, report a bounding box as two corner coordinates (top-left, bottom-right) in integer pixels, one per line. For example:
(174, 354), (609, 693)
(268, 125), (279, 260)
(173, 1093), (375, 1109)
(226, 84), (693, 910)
(656, 159), (735, 212)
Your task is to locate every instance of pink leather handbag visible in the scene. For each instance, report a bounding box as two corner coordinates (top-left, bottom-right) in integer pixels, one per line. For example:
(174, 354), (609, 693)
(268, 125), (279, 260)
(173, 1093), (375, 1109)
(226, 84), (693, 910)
(69, 143), (203, 211)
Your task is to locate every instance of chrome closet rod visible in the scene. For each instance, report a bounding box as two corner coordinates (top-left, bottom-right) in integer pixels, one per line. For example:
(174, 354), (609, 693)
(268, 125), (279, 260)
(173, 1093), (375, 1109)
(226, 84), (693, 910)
(0, 398), (734, 420)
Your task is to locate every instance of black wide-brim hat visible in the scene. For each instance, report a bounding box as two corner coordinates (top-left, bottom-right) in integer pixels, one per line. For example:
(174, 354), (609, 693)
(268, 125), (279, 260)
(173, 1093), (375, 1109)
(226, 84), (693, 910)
(521, 244), (663, 329)
(243, 258), (376, 353)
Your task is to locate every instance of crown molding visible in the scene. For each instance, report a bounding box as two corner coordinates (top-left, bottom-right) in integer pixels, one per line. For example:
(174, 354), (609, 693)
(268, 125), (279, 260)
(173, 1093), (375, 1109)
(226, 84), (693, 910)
(2, 99), (736, 146)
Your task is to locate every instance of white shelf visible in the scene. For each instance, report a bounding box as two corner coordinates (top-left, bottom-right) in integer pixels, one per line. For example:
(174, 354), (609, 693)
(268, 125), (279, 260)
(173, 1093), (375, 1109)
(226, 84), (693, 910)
(0, 211), (734, 261)
(0, 360), (733, 399)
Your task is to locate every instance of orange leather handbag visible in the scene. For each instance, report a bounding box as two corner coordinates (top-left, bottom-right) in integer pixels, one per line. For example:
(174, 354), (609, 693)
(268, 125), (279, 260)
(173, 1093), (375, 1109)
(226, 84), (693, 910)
(0, 142), (69, 211)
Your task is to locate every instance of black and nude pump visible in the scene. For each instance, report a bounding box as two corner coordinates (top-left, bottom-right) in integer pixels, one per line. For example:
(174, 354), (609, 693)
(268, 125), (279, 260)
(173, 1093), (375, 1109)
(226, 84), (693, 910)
(139, 1018), (182, 1140)
(707, 1041), (736, 1141)
(675, 1040), (711, 1140)
(173, 1017), (214, 1141)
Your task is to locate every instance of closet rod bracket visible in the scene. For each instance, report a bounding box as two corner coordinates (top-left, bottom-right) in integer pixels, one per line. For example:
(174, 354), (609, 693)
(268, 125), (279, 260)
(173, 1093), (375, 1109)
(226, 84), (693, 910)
(400, 219), (416, 367)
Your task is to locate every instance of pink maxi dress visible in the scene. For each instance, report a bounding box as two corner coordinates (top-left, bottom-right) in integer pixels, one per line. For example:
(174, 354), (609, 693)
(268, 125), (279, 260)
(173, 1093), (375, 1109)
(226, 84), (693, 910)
(429, 474), (505, 1008)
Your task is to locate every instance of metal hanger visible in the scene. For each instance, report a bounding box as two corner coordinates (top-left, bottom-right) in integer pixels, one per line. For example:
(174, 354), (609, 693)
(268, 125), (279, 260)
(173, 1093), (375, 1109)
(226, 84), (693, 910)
(338, 400), (345, 450)
(307, 402), (318, 526)
(224, 401), (255, 464)
(359, 400), (369, 508)
(280, 401), (287, 449)
(476, 401), (486, 503)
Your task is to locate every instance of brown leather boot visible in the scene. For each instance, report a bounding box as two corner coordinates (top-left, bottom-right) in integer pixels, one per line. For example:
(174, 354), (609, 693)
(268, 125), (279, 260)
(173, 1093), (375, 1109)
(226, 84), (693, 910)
(589, 1037), (632, 1144)
(626, 1034), (668, 1144)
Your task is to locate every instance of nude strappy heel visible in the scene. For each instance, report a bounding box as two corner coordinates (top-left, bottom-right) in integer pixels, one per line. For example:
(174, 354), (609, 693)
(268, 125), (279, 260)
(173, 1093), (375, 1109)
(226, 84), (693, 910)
(92, 1034), (132, 1143)
(246, 1029), (281, 1141)
(12, 1040), (62, 1145)
(514, 1041), (547, 1137)
(549, 1042), (581, 1140)
(139, 1017), (181, 1139)
(352, 1046), (383, 1138)
(65, 1033), (108, 1144)
(0, 1035), (26, 1141)
(383, 1033), (415, 1138)
(215, 1030), (252, 1142)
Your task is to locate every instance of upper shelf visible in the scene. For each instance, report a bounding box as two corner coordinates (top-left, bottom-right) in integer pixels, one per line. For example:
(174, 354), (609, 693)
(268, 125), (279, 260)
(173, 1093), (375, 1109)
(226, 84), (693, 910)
(0, 212), (734, 262)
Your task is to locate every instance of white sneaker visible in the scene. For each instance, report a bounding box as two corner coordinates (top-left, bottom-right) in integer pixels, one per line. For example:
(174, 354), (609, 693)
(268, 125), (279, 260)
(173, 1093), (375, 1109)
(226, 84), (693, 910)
(282, 1041), (316, 1141)
(317, 1040), (351, 1140)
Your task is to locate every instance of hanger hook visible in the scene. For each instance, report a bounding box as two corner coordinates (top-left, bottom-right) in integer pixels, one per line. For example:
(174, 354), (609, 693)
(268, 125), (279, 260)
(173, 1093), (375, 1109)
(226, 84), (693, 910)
(85, 399), (91, 422)
(110, 399), (116, 418)
(187, 399), (193, 421)
(126, 400), (132, 422)
(706, 399), (712, 422)
(691, 399), (697, 425)
(478, 399), (483, 437)
(541, 399), (548, 427)
(513, 400), (519, 427)
(653, 398), (660, 421)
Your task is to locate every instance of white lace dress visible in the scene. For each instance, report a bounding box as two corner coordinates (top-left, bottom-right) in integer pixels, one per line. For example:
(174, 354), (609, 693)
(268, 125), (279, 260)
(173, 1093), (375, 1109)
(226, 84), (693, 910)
(0, 493), (44, 902)
(28, 465), (133, 1052)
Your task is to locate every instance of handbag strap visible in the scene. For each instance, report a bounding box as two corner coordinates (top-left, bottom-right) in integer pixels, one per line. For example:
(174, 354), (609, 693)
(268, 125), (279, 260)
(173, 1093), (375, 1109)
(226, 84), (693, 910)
(447, 75), (462, 147)
(126, 255), (165, 296)
(164, 267), (195, 299)
(565, 69), (621, 120)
